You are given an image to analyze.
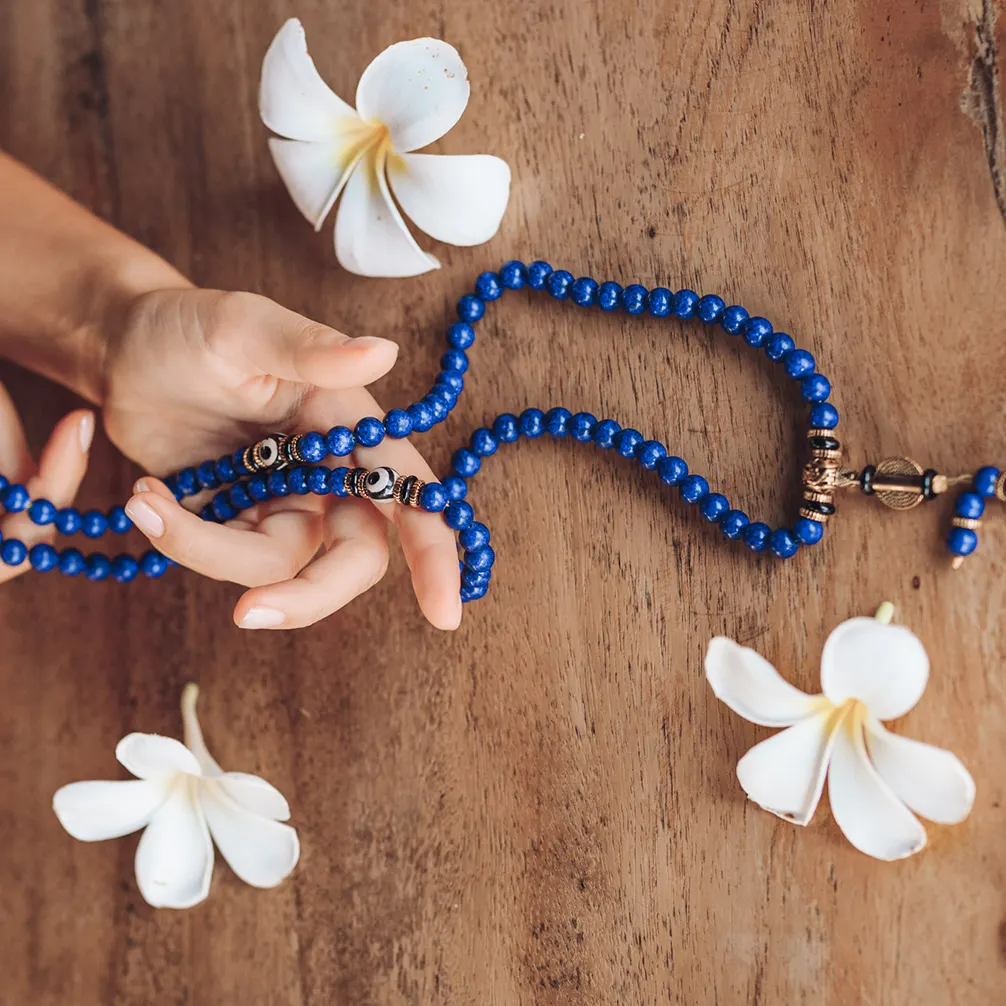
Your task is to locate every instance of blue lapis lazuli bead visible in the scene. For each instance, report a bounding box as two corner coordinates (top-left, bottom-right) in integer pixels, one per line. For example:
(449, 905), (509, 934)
(519, 409), (544, 438)
(721, 305), (749, 335)
(1, 538), (26, 565)
(3, 484), (29, 513)
(637, 440), (667, 470)
(784, 349), (815, 379)
(456, 294), (485, 322)
(769, 528), (799, 558)
(447, 322), (475, 350)
(329, 468), (350, 497)
(464, 546), (495, 571)
(742, 316), (772, 348)
(211, 493), (237, 522)
(697, 294), (726, 323)
(453, 449), (481, 478)
(460, 583), (487, 602)
(545, 408), (572, 437)
(29, 499), (56, 525)
(108, 506), (132, 533)
(308, 468), (330, 495)
(459, 522), (490, 550)
(743, 522), (771, 552)
(699, 493), (729, 522)
(175, 468), (198, 497)
(111, 554), (139, 583)
(680, 474), (709, 503)
(615, 428), (643, 458)
(408, 402), (434, 433)
(84, 553), (111, 581)
(475, 271), (502, 301)
(140, 550), (169, 578)
(673, 289), (698, 319)
(461, 568), (490, 589)
(547, 270), (574, 300)
(597, 281), (622, 311)
(471, 428), (498, 456)
(441, 349), (469, 373)
(233, 449), (254, 477)
(801, 374), (831, 403)
(622, 284), (647, 315)
(82, 510), (108, 538)
(657, 456), (688, 486)
(493, 414), (519, 443)
(955, 492), (985, 519)
(266, 471), (290, 497)
(527, 261), (552, 289)
(248, 475), (270, 502)
(299, 431), (327, 462)
(29, 543), (58, 571)
(720, 509), (750, 540)
(647, 288), (672, 317)
(974, 466), (999, 497)
(215, 454), (236, 484)
(55, 508), (82, 535)
(59, 548), (85, 576)
(419, 483), (447, 512)
(326, 426), (355, 456)
(571, 276), (598, 307)
(197, 460), (219, 490)
(384, 409), (413, 439)
(444, 500), (474, 530)
(571, 412), (597, 442)
(593, 419), (620, 448)
(424, 396), (448, 422)
(0, 474), (8, 493)
(765, 333), (795, 362)
(286, 468), (311, 495)
(442, 476), (467, 500)
(947, 526), (978, 556)
(499, 260), (527, 289)
(809, 403), (839, 429)
(793, 517), (824, 545)
(438, 370), (465, 394)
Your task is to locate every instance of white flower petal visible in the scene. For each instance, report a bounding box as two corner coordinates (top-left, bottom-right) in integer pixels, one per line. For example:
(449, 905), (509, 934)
(736, 707), (844, 824)
(201, 782), (299, 889)
(217, 772), (291, 821)
(259, 18), (360, 141)
(134, 778), (214, 909)
(820, 616), (929, 720)
(268, 137), (369, 230)
(828, 711), (928, 860)
(334, 146), (439, 277)
(355, 38), (470, 152)
(53, 779), (171, 842)
(864, 715), (975, 824)
(386, 153), (510, 246)
(180, 682), (223, 777)
(116, 733), (202, 780)
(705, 636), (828, 727)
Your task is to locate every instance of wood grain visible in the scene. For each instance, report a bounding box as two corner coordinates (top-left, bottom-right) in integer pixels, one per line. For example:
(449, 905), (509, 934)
(2, 1), (1005, 1003)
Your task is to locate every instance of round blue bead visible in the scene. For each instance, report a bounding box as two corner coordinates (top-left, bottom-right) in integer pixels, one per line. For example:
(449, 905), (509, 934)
(461, 567), (490, 589)
(499, 260), (527, 289)
(571, 276), (598, 307)
(615, 428), (644, 458)
(784, 349), (816, 379)
(974, 466), (1000, 497)
(700, 492), (730, 522)
(721, 305), (749, 335)
(527, 261), (552, 289)
(384, 409), (413, 439)
(460, 582), (488, 602)
(720, 509), (750, 540)
(199, 504), (216, 523)
(743, 522), (771, 552)
(447, 322), (475, 350)
(464, 545), (495, 571)
(657, 455), (688, 486)
(809, 403), (840, 429)
(680, 474), (709, 503)
(0, 474), (8, 493)
(354, 417), (385, 448)
(140, 550), (169, 578)
(493, 413), (519, 443)
(162, 475), (180, 500)
(82, 510), (108, 538)
(408, 401), (435, 433)
(58, 547), (85, 576)
(432, 387), (458, 413)
(175, 468), (198, 497)
(441, 349), (469, 373)
(84, 552), (111, 581)
(29, 499), (56, 525)
(593, 418), (620, 448)
(697, 294), (726, 323)
(425, 395), (448, 422)
(1, 538), (26, 566)
(229, 483), (253, 510)
(647, 287), (673, 317)
(29, 543), (58, 571)
(211, 493), (237, 522)
(955, 492), (985, 519)
(637, 440), (667, 470)
(55, 508), (82, 535)
(547, 269), (574, 299)
(673, 289), (699, 319)
(419, 483), (448, 512)
(598, 281), (622, 311)
(3, 484), (29, 513)
(326, 425), (355, 456)
(329, 468), (350, 497)
(215, 454), (237, 484)
(765, 333), (795, 362)
(456, 294), (485, 322)
(947, 526), (978, 556)
(793, 517), (824, 545)
(459, 522), (490, 550)
(545, 407), (572, 437)
(571, 412), (597, 441)
(444, 500), (474, 530)
(622, 284), (647, 315)
(287, 467), (311, 495)
(308, 467), (330, 494)
(453, 449), (481, 478)
(267, 470), (290, 497)
(298, 431), (327, 463)
(111, 554), (139, 583)
(248, 475), (270, 501)
(233, 448), (254, 477)
(108, 505), (132, 533)
(438, 370), (465, 394)
(475, 271), (502, 301)
(769, 528), (799, 558)
(442, 476), (468, 500)
(471, 428), (498, 456)
(519, 409), (545, 438)
(742, 316), (773, 348)
(197, 460), (219, 490)
(801, 373), (831, 402)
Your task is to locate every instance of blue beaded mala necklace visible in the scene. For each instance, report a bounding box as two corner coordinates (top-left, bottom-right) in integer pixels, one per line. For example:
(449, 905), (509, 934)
(0, 259), (997, 596)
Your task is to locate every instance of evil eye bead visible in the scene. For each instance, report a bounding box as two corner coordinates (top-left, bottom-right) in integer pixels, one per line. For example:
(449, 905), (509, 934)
(363, 466), (399, 502)
(252, 435), (283, 471)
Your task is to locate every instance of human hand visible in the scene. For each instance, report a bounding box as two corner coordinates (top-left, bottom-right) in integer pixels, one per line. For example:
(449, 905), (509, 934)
(103, 287), (461, 631)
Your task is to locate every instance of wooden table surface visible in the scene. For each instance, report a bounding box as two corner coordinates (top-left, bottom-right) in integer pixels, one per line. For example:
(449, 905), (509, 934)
(2, 1), (1005, 1003)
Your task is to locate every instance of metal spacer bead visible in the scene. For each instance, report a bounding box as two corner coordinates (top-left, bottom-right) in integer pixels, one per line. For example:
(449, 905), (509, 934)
(803, 489), (835, 505)
(996, 471), (1006, 502)
(799, 506), (830, 523)
(952, 516), (982, 531)
(284, 434), (305, 465)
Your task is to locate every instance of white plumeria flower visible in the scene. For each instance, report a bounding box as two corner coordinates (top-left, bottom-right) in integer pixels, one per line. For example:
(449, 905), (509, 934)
(259, 18), (512, 277)
(705, 605), (976, 861)
(52, 683), (299, 909)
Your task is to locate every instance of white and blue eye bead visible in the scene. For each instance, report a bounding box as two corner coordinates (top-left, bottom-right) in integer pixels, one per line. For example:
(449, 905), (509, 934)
(363, 466), (399, 502)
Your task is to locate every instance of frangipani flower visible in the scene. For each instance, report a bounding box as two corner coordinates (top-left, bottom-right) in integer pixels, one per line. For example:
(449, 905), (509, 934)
(705, 605), (975, 861)
(260, 18), (511, 277)
(52, 683), (299, 908)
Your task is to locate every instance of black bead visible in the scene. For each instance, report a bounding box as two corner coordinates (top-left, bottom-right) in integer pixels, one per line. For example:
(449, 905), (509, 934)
(808, 435), (841, 452)
(921, 469), (938, 500)
(801, 498), (836, 516)
(860, 465), (877, 496)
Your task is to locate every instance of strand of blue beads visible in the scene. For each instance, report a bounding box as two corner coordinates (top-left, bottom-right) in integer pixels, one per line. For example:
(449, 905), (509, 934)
(947, 466), (999, 561)
(0, 260), (841, 595)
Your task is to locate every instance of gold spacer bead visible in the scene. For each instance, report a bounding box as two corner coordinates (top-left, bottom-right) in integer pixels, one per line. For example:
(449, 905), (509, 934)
(799, 507), (829, 523)
(391, 476), (408, 504)
(952, 516), (982, 531)
(810, 448), (843, 462)
(807, 428), (838, 440)
(409, 478), (425, 507)
(996, 471), (1006, 502)
(803, 489), (835, 505)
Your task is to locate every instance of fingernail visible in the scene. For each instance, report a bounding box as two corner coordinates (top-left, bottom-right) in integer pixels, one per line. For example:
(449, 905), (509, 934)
(134, 478), (150, 494)
(79, 412), (95, 453)
(124, 498), (165, 538)
(352, 335), (398, 352)
(239, 606), (286, 630)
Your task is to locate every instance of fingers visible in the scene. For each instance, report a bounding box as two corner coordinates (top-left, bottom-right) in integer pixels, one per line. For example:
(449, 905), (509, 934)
(206, 291), (400, 389)
(124, 479), (324, 586)
(0, 381), (35, 484)
(234, 497), (390, 630)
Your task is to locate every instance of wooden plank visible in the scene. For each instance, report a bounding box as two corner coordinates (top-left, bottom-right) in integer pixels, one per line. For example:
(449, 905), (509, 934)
(1, 0), (1004, 1002)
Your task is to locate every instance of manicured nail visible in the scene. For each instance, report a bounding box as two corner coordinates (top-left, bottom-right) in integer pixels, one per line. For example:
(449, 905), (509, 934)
(124, 498), (164, 538)
(79, 412), (95, 452)
(352, 335), (398, 352)
(239, 606), (286, 629)
(133, 478), (150, 494)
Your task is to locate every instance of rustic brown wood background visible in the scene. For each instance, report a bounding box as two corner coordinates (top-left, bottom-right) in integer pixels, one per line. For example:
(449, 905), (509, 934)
(2, 1), (1005, 1003)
